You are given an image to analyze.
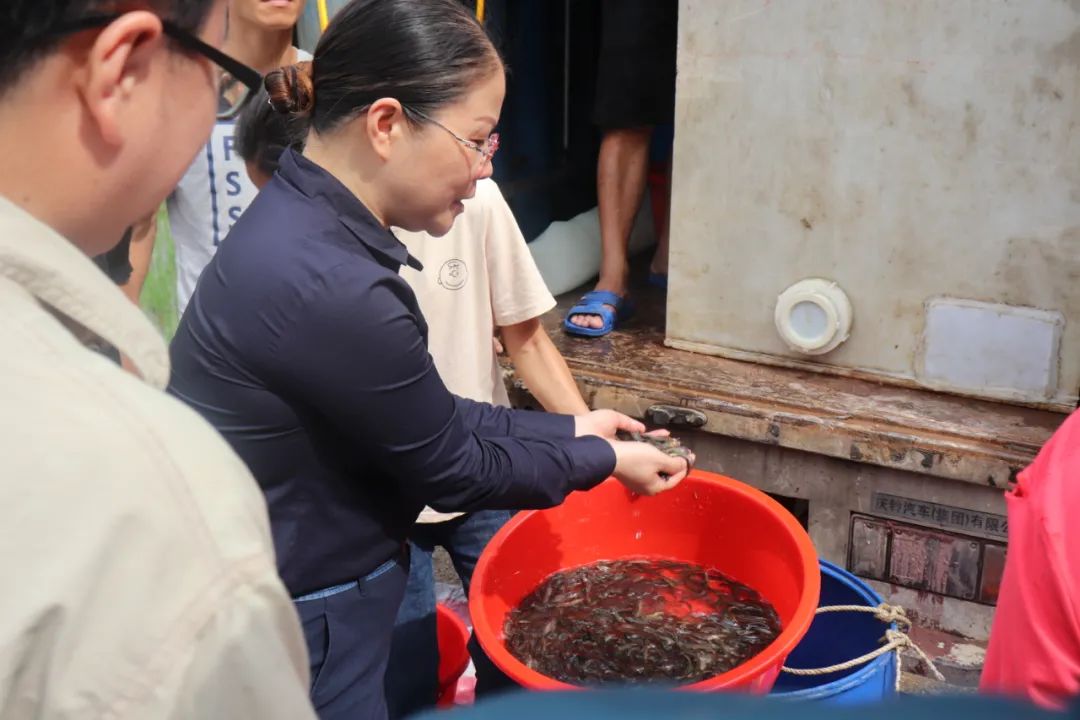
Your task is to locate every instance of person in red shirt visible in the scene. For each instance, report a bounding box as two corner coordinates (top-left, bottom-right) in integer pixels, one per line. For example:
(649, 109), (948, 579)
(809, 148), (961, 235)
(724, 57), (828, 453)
(981, 409), (1080, 710)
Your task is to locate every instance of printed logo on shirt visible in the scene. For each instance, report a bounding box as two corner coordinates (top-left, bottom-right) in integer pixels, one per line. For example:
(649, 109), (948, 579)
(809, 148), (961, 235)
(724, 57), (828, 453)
(437, 259), (468, 290)
(206, 121), (258, 246)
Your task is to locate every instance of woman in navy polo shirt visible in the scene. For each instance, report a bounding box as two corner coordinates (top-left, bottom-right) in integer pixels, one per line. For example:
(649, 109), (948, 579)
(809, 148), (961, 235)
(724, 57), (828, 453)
(166, 1), (691, 718)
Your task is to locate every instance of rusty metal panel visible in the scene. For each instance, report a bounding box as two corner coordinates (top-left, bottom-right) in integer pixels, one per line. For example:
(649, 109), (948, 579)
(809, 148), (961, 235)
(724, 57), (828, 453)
(889, 526), (980, 600)
(849, 516), (889, 580)
(980, 543), (1007, 605)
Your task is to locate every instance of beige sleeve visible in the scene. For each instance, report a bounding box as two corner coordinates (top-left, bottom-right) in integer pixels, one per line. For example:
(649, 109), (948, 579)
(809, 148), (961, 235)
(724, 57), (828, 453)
(169, 573), (317, 720)
(482, 181), (557, 328)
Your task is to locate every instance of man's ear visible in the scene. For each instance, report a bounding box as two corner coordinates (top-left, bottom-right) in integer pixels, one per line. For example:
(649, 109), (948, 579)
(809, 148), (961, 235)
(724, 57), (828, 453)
(78, 11), (165, 146)
(364, 97), (408, 162)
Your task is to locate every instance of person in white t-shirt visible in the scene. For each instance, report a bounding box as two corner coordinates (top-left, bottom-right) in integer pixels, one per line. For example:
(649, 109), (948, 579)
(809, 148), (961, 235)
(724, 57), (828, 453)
(393, 180), (590, 715)
(125, 0), (310, 316)
(234, 82), (592, 718)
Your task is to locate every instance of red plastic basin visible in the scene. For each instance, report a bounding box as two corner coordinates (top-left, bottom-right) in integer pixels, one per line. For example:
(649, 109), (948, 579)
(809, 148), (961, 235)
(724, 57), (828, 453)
(436, 603), (471, 707)
(469, 472), (820, 693)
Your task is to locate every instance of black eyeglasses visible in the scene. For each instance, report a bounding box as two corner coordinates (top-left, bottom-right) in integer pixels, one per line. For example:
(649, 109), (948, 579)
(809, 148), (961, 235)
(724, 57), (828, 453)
(50, 14), (262, 120)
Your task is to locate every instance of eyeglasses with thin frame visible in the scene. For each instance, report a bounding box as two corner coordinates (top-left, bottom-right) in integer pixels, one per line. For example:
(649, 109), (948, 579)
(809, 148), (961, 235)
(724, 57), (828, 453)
(48, 14), (262, 120)
(405, 106), (500, 176)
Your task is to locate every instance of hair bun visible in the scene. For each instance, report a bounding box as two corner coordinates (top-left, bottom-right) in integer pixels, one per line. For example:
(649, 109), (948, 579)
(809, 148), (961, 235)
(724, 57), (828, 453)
(265, 61), (315, 116)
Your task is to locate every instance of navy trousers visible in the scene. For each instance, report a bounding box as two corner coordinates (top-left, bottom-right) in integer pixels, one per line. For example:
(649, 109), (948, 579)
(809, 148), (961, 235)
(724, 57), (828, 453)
(385, 511), (515, 719)
(296, 554), (409, 720)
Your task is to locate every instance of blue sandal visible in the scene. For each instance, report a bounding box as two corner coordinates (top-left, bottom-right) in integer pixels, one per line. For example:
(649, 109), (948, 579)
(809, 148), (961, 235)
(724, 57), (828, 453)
(563, 290), (635, 338)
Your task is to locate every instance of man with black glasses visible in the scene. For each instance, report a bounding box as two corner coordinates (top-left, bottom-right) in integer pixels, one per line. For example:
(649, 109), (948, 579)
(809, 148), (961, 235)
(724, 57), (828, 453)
(0, 3), (315, 717)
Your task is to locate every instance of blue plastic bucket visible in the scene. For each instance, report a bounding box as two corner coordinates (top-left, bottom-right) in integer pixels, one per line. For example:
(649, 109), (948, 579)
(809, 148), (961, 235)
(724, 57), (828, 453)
(769, 560), (898, 705)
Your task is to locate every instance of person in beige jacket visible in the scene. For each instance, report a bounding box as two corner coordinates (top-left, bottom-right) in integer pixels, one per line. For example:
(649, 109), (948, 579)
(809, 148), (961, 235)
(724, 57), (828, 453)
(0, 2), (315, 718)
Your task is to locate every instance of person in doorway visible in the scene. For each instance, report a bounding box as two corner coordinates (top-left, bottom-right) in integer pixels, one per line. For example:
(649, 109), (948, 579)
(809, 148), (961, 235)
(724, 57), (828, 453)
(564, 0), (677, 338)
(125, 0), (309, 317)
(981, 409), (1080, 710)
(236, 82), (589, 716)
(0, 2), (316, 717)
(168, 2), (692, 718)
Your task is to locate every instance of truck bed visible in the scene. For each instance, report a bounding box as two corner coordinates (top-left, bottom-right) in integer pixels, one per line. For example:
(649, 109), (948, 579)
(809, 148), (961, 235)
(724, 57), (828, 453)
(506, 271), (1064, 488)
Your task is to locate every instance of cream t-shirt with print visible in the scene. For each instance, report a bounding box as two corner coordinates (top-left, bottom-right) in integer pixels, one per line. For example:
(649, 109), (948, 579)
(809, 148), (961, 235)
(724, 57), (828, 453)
(398, 178), (555, 523)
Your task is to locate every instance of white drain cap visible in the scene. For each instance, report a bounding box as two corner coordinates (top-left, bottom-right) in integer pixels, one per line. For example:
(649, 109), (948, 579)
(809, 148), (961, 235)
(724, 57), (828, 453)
(774, 279), (853, 355)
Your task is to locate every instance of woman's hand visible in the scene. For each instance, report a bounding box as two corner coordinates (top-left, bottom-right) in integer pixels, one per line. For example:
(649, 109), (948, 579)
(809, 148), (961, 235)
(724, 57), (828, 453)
(610, 441), (694, 496)
(574, 409), (646, 440)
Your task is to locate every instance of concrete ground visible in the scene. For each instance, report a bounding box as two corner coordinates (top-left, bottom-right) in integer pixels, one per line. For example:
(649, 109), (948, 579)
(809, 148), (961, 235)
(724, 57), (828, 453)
(434, 547), (461, 585)
(900, 671), (976, 695)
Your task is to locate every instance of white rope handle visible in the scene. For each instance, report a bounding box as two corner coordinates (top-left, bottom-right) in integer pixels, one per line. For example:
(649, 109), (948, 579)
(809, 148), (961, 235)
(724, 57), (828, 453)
(780, 603), (945, 692)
